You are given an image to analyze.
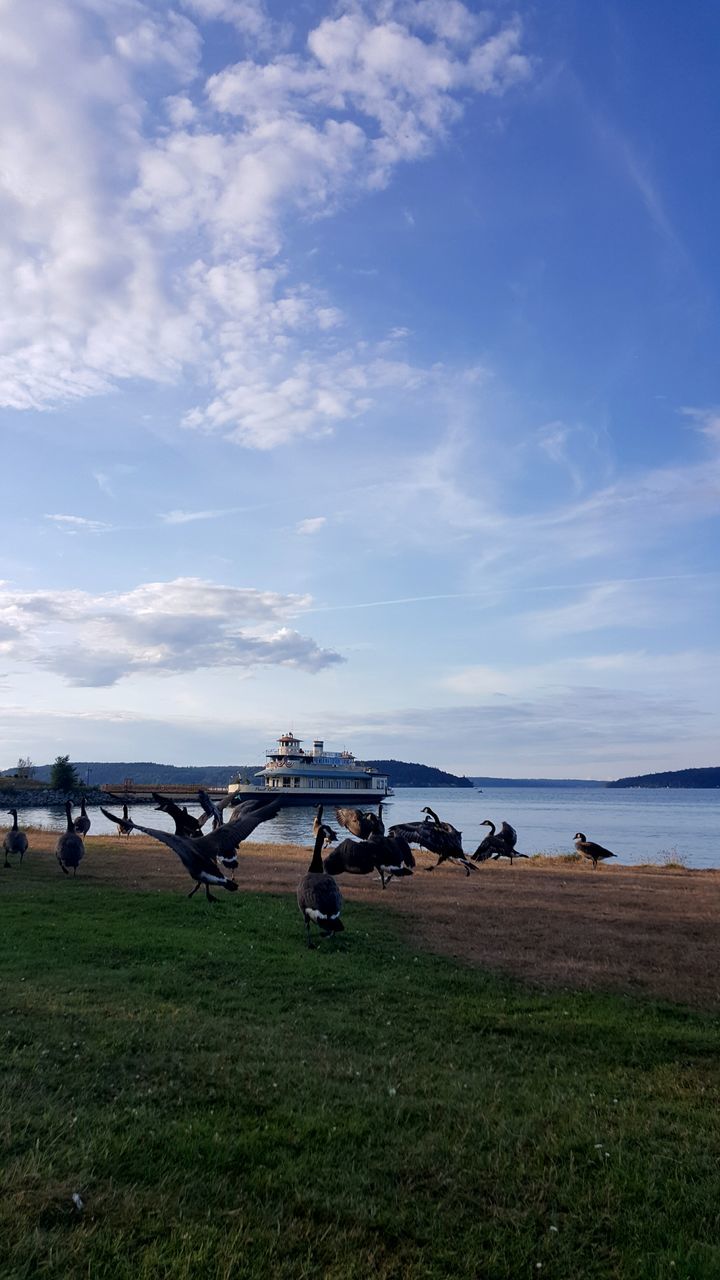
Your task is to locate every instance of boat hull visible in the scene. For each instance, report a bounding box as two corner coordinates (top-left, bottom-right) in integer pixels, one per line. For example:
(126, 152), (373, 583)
(230, 789), (390, 807)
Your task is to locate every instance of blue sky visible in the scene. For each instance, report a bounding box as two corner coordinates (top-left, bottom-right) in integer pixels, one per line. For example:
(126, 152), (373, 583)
(1, 0), (719, 778)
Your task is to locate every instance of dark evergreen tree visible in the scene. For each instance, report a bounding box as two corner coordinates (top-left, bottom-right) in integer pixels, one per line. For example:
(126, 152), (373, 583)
(50, 755), (81, 792)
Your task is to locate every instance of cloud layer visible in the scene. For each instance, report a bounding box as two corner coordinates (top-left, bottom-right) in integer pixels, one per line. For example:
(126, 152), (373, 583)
(0, 578), (342, 686)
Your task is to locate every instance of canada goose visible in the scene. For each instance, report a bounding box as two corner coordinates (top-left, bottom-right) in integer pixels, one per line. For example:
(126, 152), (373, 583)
(100, 798), (281, 900)
(151, 792), (203, 838)
(313, 804), (337, 843)
(390, 810), (476, 876)
(56, 801), (85, 876)
(297, 824), (344, 948)
(323, 831), (414, 889)
(574, 832), (618, 869)
(490, 821), (528, 866)
(73, 797), (91, 837)
(117, 803), (130, 838)
(3, 810), (28, 867)
(198, 789), (223, 830)
(472, 819), (503, 862)
(335, 802), (384, 840)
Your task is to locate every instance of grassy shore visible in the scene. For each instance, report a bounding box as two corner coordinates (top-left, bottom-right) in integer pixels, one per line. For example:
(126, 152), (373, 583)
(1, 876), (720, 1279)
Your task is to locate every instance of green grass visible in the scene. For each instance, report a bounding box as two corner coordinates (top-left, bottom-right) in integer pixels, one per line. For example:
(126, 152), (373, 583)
(1, 886), (719, 1279)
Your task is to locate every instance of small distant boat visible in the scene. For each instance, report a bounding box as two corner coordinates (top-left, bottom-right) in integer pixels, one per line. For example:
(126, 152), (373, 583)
(229, 731), (392, 808)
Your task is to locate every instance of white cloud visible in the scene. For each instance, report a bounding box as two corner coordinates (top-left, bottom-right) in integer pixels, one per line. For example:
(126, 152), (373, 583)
(297, 516), (327, 535)
(0, 0), (531, 446)
(0, 577), (343, 686)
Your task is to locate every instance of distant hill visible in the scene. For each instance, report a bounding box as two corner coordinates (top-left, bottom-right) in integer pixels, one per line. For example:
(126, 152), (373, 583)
(470, 777), (606, 788)
(2, 762), (249, 787)
(608, 767), (720, 789)
(3, 759), (473, 789)
(361, 760), (473, 788)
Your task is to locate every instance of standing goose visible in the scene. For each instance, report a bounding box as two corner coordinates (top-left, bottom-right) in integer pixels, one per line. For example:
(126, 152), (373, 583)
(56, 801), (85, 876)
(390, 809), (476, 876)
(574, 832), (618, 869)
(100, 798), (281, 900)
(4, 810), (28, 867)
(313, 804), (337, 843)
(297, 823), (344, 948)
(335, 803), (384, 840)
(116, 803), (131, 838)
(73, 797), (91, 837)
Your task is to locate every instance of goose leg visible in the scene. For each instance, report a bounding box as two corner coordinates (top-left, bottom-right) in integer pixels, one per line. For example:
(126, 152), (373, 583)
(205, 886), (218, 903)
(187, 883), (201, 898)
(305, 918), (316, 950)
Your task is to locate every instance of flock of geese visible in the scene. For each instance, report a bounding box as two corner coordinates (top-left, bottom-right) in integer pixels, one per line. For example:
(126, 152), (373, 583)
(3, 796), (619, 948)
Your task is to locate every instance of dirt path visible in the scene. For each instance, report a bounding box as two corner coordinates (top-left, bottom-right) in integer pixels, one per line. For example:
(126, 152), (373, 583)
(5, 831), (720, 1008)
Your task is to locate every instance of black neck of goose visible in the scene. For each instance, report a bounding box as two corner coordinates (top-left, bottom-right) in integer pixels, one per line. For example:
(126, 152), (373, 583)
(65, 802), (73, 831)
(10, 810), (18, 829)
(424, 808), (440, 825)
(485, 821), (496, 835)
(309, 827), (326, 873)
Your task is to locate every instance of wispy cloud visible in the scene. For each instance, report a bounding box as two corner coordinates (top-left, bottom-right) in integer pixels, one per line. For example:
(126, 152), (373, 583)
(44, 514), (110, 534)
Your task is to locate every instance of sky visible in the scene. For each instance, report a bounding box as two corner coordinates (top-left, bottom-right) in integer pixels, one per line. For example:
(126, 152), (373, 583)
(1, 0), (719, 779)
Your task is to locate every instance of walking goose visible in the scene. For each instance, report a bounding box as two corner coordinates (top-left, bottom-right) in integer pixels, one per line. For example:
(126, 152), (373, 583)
(56, 801), (85, 876)
(73, 797), (91, 837)
(335, 803), (384, 840)
(323, 831), (414, 889)
(100, 798), (281, 900)
(3, 810), (28, 867)
(151, 792), (203, 838)
(574, 832), (618, 869)
(297, 823), (344, 947)
(390, 809), (476, 876)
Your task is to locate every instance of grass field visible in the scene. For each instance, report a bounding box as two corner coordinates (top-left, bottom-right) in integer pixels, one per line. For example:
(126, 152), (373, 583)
(1, 862), (720, 1279)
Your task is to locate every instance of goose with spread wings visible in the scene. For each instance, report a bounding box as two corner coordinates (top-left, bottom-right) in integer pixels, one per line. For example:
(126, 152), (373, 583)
(101, 798), (281, 901)
(335, 802), (384, 840)
(389, 806), (477, 876)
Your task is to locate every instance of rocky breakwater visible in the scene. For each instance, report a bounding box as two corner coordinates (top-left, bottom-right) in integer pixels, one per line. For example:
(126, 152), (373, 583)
(0, 785), (108, 809)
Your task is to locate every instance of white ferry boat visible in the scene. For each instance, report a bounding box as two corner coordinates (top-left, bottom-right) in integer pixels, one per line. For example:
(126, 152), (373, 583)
(229, 731), (392, 808)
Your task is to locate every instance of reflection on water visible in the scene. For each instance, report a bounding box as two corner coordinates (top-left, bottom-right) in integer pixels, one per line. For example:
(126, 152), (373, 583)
(13, 786), (720, 869)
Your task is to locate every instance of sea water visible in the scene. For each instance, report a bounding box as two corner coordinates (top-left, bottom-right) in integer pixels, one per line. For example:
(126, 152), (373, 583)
(17, 786), (720, 869)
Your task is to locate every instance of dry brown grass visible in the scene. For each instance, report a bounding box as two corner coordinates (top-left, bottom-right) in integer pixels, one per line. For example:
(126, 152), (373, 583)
(10, 829), (720, 1008)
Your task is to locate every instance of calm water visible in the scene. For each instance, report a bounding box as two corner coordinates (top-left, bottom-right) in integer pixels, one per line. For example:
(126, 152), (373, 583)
(16, 786), (720, 869)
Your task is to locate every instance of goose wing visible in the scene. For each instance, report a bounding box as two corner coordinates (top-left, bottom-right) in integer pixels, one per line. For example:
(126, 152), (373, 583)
(388, 821), (461, 857)
(335, 808), (365, 837)
(193, 798), (281, 857)
(499, 821), (517, 848)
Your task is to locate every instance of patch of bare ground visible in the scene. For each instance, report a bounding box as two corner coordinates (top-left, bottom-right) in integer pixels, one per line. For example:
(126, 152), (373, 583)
(9, 830), (720, 1008)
